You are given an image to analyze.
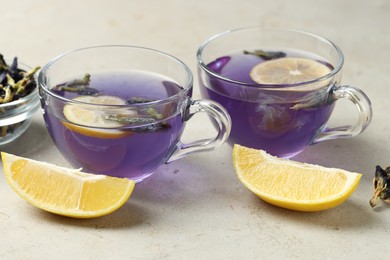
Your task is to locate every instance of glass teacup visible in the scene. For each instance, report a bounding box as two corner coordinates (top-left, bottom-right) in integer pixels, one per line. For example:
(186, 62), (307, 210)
(38, 45), (231, 182)
(197, 27), (372, 158)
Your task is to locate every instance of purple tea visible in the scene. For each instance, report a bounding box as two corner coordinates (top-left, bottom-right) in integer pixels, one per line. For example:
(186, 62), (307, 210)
(199, 50), (335, 158)
(42, 71), (186, 181)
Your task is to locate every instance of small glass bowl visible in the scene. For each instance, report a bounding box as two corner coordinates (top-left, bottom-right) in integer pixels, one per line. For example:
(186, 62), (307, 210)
(0, 63), (40, 145)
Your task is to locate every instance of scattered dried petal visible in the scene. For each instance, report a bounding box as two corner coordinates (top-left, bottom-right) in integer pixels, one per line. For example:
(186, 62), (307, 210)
(243, 49), (286, 60)
(370, 165), (390, 208)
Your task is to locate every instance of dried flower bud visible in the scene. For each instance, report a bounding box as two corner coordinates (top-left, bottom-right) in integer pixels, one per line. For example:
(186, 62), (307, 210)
(370, 165), (390, 208)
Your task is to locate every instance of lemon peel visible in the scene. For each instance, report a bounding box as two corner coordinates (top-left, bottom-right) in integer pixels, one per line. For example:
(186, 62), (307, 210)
(232, 144), (361, 212)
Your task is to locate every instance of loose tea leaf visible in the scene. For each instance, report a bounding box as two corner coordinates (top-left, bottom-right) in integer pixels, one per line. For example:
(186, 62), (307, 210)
(0, 54), (7, 71)
(144, 107), (163, 119)
(127, 97), (164, 120)
(0, 54), (40, 104)
(127, 97), (155, 104)
(53, 73), (99, 95)
(105, 96), (171, 133)
(132, 121), (171, 133)
(9, 57), (18, 72)
(65, 73), (91, 87)
(0, 71), (6, 82)
(2, 86), (13, 103)
(105, 114), (171, 133)
(243, 50), (286, 60)
(105, 114), (156, 125)
(370, 165), (390, 208)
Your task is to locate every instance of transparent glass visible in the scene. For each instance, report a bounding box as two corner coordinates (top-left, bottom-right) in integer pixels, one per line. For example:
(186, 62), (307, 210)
(197, 27), (372, 158)
(38, 45), (231, 182)
(0, 62), (40, 145)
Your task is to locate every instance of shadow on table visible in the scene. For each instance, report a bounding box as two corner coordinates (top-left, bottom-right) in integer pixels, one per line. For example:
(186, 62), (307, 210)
(28, 200), (150, 230)
(0, 117), (64, 164)
(294, 135), (380, 182)
(246, 195), (379, 231)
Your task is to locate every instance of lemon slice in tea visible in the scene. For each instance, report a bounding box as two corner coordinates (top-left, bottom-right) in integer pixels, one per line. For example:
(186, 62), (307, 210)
(232, 144), (362, 212)
(63, 95), (133, 138)
(250, 57), (331, 85)
(2, 152), (135, 218)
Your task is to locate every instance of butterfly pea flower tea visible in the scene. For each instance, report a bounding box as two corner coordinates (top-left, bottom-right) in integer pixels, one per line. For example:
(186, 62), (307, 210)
(197, 28), (372, 158)
(39, 46), (231, 182)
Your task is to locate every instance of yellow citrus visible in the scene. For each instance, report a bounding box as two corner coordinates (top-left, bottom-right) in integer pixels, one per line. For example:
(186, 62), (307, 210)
(232, 144), (361, 212)
(250, 57), (331, 87)
(2, 152), (135, 218)
(63, 95), (133, 139)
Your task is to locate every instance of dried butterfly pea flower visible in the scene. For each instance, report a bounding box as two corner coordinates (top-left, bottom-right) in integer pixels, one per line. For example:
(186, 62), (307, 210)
(64, 73), (91, 87)
(0, 54), (40, 104)
(132, 122), (171, 133)
(127, 97), (164, 120)
(243, 50), (286, 60)
(0, 54), (7, 71)
(53, 73), (99, 95)
(0, 54), (40, 138)
(127, 97), (155, 104)
(105, 113), (171, 133)
(105, 97), (171, 133)
(105, 114), (156, 125)
(370, 165), (390, 208)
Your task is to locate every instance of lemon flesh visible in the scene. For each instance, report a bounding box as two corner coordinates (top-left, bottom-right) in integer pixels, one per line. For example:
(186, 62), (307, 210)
(232, 144), (361, 212)
(2, 152), (135, 218)
(250, 57), (331, 85)
(63, 95), (133, 138)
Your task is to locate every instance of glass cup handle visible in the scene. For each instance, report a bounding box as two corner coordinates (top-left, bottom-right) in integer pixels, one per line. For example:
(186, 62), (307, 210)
(166, 99), (231, 163)
(312, 85), (373, 143)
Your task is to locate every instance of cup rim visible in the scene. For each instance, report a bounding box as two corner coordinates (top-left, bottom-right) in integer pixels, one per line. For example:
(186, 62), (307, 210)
(38, 45), (193, 107)
(196, 27), (344, 89)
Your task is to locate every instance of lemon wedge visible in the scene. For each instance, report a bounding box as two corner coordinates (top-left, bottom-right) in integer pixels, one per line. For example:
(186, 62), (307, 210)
(2, 152), (135, 218)
(232, 144), (362, 212)
(63, 95), (133, 138)
(250, 57), (331, 86)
